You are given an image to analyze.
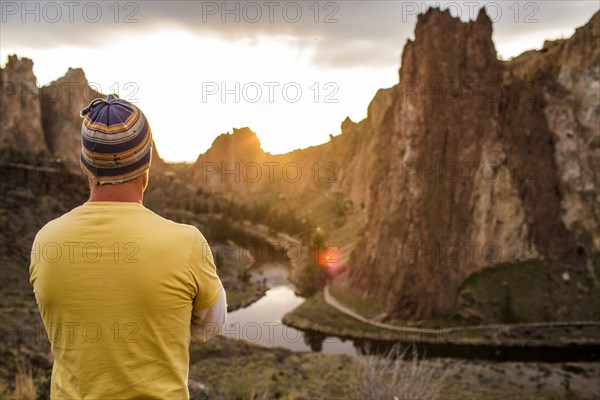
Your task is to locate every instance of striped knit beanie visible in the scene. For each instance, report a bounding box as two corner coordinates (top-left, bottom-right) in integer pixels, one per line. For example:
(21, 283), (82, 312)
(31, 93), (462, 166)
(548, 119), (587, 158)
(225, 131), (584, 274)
(80, 94), (152, 185)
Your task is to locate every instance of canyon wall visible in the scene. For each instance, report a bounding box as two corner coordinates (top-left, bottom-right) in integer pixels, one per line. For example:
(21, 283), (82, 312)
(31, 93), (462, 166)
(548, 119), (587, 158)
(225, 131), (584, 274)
(188, 9), (598, 320)
(348, 8), (599, 319)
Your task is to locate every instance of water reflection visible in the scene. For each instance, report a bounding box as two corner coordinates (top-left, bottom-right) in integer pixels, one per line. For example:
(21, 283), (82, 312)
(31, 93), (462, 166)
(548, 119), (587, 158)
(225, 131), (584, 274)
(223, 262), (361, 355)
(224, 280), (359, 355)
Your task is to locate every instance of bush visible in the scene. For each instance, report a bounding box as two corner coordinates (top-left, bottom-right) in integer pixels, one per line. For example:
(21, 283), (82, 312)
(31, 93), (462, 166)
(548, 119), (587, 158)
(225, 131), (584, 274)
(353, 345), (447, 400)
(291, 261), (327, 297)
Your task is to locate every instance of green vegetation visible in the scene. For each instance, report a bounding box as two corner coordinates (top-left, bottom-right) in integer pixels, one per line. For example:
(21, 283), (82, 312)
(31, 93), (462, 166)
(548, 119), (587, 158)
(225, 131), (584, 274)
(146, 178), (311, 238)
(290, 260), (327, 297)
(285, 259), (600, 346)
(282, 292), (401, 340)
(329, 277), (387, 320)
(290, 228), (329, 297)
(189, 337), (354, 399)
(211, 243), (266, 311)
(284, 291), (482, 343)
(455, 260), (600, 324)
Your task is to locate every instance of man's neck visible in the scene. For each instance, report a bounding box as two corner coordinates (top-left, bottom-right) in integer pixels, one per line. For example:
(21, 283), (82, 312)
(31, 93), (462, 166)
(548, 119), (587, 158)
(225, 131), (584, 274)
(88, 181), (144, 204)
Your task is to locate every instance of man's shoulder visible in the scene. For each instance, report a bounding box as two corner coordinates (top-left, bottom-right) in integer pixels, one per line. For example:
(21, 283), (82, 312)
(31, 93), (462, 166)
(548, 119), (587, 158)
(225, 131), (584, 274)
(34, 205), (84, 239)
(34, 203), (204, 249)
(140, 207), (201, 237)
(127, 207), (208, 252)
(135, 210), (208, 255)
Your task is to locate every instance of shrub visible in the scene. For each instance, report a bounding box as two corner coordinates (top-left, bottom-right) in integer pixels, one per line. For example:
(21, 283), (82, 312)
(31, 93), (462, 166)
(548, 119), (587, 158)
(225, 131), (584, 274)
(353, 345), (447, 400)
(291, 261), (327, 297)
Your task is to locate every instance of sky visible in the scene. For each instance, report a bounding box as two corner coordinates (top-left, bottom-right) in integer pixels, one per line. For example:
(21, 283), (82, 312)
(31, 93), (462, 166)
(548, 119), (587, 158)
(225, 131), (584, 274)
(1, 1), (598, 162)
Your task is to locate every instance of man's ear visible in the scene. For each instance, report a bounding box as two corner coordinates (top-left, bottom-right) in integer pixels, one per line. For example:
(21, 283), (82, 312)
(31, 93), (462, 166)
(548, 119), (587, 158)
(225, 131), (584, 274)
(142, 171), (149, 192)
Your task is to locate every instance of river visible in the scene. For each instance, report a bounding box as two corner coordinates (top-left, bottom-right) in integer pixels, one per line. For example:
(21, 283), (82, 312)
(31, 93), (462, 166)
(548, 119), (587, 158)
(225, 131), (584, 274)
(223, 263), (361, 355)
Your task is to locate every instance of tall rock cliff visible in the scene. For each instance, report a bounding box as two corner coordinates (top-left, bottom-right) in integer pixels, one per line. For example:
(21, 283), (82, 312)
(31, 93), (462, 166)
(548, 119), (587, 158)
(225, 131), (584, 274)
(507, 13), (600, 257)
(0, 55), (48, 155)
(188, 11), (598, 319)
(348, 8), (599, 320)
(40, 67), (102, 162)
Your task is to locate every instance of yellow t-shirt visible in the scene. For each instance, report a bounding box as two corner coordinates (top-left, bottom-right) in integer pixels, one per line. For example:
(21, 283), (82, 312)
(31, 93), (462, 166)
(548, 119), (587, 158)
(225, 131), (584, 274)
(29, 201), (223, 399)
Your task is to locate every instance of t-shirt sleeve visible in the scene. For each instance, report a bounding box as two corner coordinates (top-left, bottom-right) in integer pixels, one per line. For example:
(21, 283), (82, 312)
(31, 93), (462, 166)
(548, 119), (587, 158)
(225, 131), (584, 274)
(188, 229), (223, 313)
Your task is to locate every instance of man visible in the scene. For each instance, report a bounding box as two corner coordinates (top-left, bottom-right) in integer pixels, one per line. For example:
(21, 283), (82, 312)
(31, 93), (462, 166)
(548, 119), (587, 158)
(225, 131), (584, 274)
(29, 94), (226, 399)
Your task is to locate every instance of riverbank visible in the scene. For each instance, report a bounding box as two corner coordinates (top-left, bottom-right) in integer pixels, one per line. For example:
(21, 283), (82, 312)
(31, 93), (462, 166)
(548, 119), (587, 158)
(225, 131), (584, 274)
(209, 220), (303, 311)
(210, 242), (268, 312)
(283, 290), (600, 352)
(282, 258), (600, 350)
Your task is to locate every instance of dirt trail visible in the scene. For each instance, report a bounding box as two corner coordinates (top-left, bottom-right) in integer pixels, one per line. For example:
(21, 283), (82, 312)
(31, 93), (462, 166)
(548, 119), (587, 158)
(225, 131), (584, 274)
(323, 285), (600, 337)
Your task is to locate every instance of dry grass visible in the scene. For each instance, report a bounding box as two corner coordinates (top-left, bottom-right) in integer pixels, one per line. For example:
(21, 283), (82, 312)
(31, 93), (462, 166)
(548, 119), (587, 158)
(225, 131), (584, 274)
(0, 364), (37, 400)
(353, 345), (447, 400)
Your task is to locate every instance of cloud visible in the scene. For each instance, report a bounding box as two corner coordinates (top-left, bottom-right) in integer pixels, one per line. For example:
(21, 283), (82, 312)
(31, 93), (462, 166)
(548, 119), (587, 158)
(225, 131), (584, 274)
(0, 1), (411, 68)
(1, 1), (598, 69)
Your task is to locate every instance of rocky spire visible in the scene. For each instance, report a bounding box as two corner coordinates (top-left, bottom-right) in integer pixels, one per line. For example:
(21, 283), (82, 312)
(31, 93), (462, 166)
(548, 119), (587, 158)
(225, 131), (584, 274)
(348, 8), (598, 320)
(0, 55), (48, 155)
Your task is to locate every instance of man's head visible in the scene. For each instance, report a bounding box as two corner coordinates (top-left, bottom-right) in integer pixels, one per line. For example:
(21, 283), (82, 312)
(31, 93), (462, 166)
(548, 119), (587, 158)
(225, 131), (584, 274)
(80, 94), (152, 187)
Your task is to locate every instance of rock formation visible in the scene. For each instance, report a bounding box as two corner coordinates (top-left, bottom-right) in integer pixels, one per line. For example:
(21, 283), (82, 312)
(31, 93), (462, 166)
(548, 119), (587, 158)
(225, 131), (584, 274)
(507, 13), (600, 256)
(187, 9), (598, 321)
(0, 56), (167, 171)
(40, 67), (102, 162)
(348, 8), (599, 319)
(192, 127), (269, 195)
(190, 86), (392, 210)
(129, 8), (600, 320)
(0, 55), (47, 155)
